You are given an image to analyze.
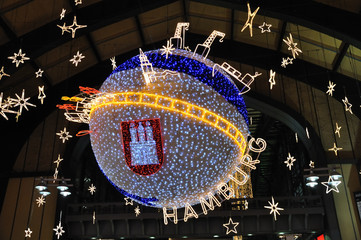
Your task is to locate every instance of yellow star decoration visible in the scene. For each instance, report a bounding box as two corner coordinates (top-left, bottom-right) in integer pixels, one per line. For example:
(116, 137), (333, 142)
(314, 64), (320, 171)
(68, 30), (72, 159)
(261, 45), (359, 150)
(8, 49), (30, 67)
(0, 66), (10, 80)
(269, 69), (276, 90)
(264, 196), (284, 221)
(54, 154), (63, 168)
(281, 57), (293, 68)
(68, 16), (87, 38)
(69, 51), (85, 67)
(223, 217), (239, 235)
(124, 197), (134, 205)
(38, 85), (46, 104)
(25, 227), (32, 237)
(258, 22), (272, 33)
(328, 143), (342, 156)
(309, 160), (315, 169)
(56, 127), (73, 143)
(241, 3), (260, 37)
(60, 8), (66, 20)
(88, 183), (96, 195)
(110, 56), (117, 70)
(284, 152), (296, 171)
(283, 33), (302, 59)
(35, 68), (44, 78)
(342, 96), (353, 114)
(53, 221), (65, 239)
(326, 81), (336, 96)
(335, 122), (341, 138)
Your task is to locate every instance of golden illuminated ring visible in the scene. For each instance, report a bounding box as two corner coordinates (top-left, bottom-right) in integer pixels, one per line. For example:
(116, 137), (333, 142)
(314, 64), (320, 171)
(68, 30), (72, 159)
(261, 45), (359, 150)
(90, 92), (247, 153)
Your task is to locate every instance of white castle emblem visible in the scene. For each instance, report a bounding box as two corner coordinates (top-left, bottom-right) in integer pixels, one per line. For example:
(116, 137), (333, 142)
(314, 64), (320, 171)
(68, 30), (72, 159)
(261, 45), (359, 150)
(129, 121), (159, 166)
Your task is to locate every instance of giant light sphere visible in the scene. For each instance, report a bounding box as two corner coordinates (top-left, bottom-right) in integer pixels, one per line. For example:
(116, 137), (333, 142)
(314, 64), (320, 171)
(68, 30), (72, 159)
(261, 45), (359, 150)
(89, 49), (249, 208)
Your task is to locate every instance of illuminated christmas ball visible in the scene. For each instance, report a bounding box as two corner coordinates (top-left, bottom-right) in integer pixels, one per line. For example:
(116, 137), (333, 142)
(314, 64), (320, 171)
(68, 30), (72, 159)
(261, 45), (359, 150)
(89, 49), (249, 208)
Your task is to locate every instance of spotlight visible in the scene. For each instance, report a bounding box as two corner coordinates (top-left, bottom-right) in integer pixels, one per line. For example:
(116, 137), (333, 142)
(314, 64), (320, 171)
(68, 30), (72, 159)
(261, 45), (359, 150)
(39, 189), (51, 196)
(35, 178), (47, 191)
(330, 169), (342, 180)
(305, 171), (319, 182)
(57, 179), (69, 191)
(306, 178), (318, 187)
(59, 190), (71, 197)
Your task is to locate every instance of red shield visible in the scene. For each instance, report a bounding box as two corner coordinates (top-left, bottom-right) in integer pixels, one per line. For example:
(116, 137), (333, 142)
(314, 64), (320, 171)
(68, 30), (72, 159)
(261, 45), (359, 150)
(120, 118), (164, 176)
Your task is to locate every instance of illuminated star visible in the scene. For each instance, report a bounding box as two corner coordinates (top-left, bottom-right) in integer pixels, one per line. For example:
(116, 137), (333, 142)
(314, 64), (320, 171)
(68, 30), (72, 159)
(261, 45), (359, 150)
(281, 57), (293, 68)
(0, 93), (17, 120)
(13, 89), (36, 114)
(134, 206), (141, 217)
(93, 211), (96, 224)
(38, 85), (46, 104)
(60, 8), (66, 20)
(264, 196), (284, 221)
(54, 154), (63, 168)
(335, 122), (341, 138)
(328, 143), (342, 156)
(15, 111), (21, 122)
(25, 227), (32, 237)
(74, 0), (82, 5)
(269, 69), (276, 89)
(283, 33), (302, 59)
(240, 3), (260, 37)
(88, 183), (96, 195)
(36, 195), (46, 207)
(53, 221), (65, 239)
(69, 51), (85, 67)
(321, 176), (341, 194)
(68, 16), (87, 38)
(57, 22), (70, 35)
(0, 66), (10, 80)
(284, 152), (296, 170)
(223, 217), (239, 235)
(161, 40), (175, 59)
(243, 199), (248, 210)
(326, 81), (336, 96)
(8, 49), (30, 67)
(309, 160), (315, 169)
(53, 168), (58, 180)
(35, 68), (44, 78)
(258, 22), (272, 33)
(342, 96), (353, 114)
(110, 56), (117, 70)
(124, 197), (134, 205)
(56, 127), (73, 143)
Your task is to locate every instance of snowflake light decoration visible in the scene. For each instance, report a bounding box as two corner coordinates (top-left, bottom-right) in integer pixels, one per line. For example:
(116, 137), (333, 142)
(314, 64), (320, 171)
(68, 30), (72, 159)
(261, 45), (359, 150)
(335, 122), (341, 138)
(328, 143), (342, 156)
(281, 57), (293, 68)
(161, 40), (175, 59)
(259, 22), (272, 33)
(284, 152), (296, 170)
(321, 176), (341, 194)
(25, 227), (32, 237)
(36, 195), (46, 207)
(35, 68), (44, 78)
(69, 51), (85, 67)
(0, 66), (10, 80)
(264, 196), (284, 221)
(56, 127), (73, 143)
(13, 89), (36, 115)
(283, 33), (302, 59)
(8, 49), (30, 67)
(38, 86), (46, 104)
(53, 221), (65, 239)
(223, 217), (239, 235)
(269, 70), (276, 89)
(326, 81), (336, 96)
(135, 206), (141, 216)
(240, 3), (260, 37)
(342, 96), (353, 114)
(88, 183), (96, 195)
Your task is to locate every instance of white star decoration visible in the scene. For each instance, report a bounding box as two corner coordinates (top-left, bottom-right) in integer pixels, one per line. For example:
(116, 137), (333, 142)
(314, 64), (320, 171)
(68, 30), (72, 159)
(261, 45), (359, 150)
(57, 22), (69, 35)
(328, 143), (342, 156)
(53, 221), (65, 239)
(88, 183), (96, 195)
(335, 122), (341, 138)
(8, 49), (30, 67)
(25, 227), (32, 237)
(36, 195), (46, 207)
(124, 197), (134, 205)
(161, 40), (175, 59)
(342, 96), (353, 114)
(35, 68), (44, 78)
(38, 86), (46, 104)
(223, 217), (239, 235)
(0, 66), (10, 80)
(69, 51), (85, 66)
(284, 152), (296, 170)
(110, 56), (117, 70)
(309, 160), (315, 169)
(74, 0), (82, 5)
(56, 127), (73, 143)
(321, 176), (341, 194)
(240, 3), (260, 37)
(326, 81), (336, 96)
(134, 206), (141, 217)
(54, 154), (63, 168)
(264, 196), (284, 221)
(269, 69), (276, 89)
(283, 33), (302, 59)
(60, 8), (66, 20)
(281, 57), (293, 68)
(53, 167), (59, 180)
(68, 16), (87, 38)
(13, 89), (36, 115)
(0, 93), (17, 120)
(259, 22), (272, 33)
